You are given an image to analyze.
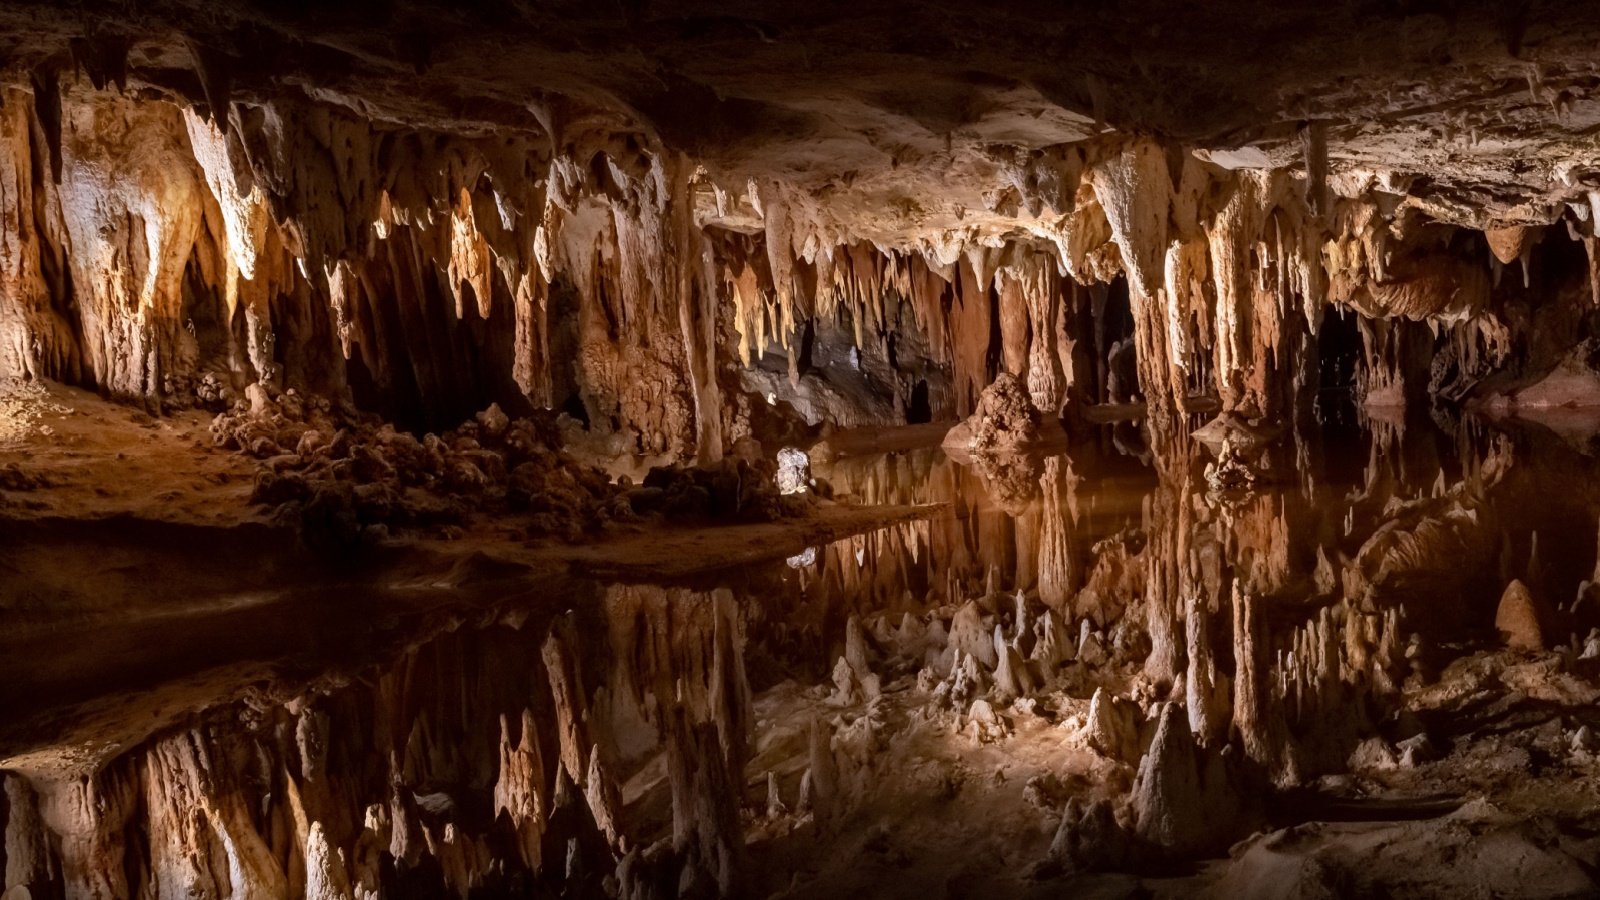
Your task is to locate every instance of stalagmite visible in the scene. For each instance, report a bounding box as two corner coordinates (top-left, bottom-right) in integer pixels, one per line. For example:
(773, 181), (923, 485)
(945, 601), (998, 671)
(305, 822), (356, 900)
(991, 625), (1034, 698)
(1084, 688), (1144, 764)
(1131, 703), (1206, 855)
(1185, 590), (1230, 747)
(1032, 609), (1075, 668)
(1231, 584), (1284, 774)
(1077, 619), (1108, 667)
(1050, 798), (1128, 874)
(804, 717), (837, 827)
(765, 772), (788, 819)
(1495, 579), (1548, 652)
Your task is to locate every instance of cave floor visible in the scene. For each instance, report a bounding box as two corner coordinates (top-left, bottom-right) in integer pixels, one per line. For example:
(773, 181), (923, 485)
(0, 378), (260, 526)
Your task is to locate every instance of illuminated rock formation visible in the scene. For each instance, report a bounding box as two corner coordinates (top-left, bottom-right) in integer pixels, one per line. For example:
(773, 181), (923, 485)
(12, 4), (1600, 898)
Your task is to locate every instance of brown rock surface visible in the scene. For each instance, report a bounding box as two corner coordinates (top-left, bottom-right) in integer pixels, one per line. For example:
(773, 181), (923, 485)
(1495, 579), (1548, 652)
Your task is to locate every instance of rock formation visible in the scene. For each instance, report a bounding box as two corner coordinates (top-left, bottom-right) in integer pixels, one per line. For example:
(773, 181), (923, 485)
(1496, 579), (1550, 652)
(11, 4), (1600, 898)
(943, 373), (1042, 453)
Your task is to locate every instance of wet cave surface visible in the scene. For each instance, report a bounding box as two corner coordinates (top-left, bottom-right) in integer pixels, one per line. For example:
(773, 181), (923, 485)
(9, 401), (1600, 898)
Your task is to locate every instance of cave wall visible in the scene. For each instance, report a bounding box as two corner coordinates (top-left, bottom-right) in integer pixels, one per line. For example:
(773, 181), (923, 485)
(7, 79), (1600, 455)
(0, 79), (728, 457)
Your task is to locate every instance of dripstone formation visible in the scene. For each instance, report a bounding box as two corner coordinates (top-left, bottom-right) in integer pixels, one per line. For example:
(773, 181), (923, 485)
(9, 3), (1600, 898)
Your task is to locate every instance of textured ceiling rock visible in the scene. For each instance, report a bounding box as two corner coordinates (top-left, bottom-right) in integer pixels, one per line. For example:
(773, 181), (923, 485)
(3, 1), (1600, 229)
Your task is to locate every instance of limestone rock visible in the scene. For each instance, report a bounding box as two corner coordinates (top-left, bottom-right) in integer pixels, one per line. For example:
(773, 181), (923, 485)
(475, 402), (509, 438)
(775, 446), (810, 494)
(965, 698), (1011, 743)
(942, 373), (1041, 453)
(1131, 702), (1206, 855)
(991, 625), (1035, 700)
(1085, 688), (1145, 764)
(765, 772), (788, 819)
(829, 616), (881, 705)
(1049, 797), (1129, 874)
(829, 656), (861, 706)
(1484, 225), (1540, 266)
(1077, 619), (1109, 667)
(1495, 579), (1548, 652)
(1204, 435), (1260, 494)
(1396, 733), (1439, 768)
(1347, 737), (1399, 771)
(1031, 609), (1076, 668)
(945, 601), (997, 672)
(1011, 590), (1036, 658)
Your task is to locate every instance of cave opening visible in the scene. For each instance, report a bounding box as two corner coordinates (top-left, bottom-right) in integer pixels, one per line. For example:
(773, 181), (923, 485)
(1315, 305), (1361, 429)
(561, 390), (591, 428)
(1092, 276), (1139, 406)
(180, 257), (231, 375)
(1317, 306), (1360, 395)
(546, 277), (586, 422)
(906, 378), (932, 423)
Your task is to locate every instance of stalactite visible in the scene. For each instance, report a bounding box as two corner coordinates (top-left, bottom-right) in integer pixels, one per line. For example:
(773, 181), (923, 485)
(0, 70), (1584, 451)
(0, 89), (74, 385)
(495, 709), (549, 872)
(58, 86), (207, 402)
(1230, 583), (1276, 772)
(3, 775), (54, 892)
(32, 773), (135, 899)
(1208, 171), (1272, 412)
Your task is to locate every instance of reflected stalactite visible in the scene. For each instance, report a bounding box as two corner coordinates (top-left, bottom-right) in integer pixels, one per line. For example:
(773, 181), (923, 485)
(0, 584), (761, 900)
(8, 413), (1600, 894)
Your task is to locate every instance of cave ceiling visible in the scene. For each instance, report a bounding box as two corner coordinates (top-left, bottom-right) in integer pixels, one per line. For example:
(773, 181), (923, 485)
(5, 0), (1599, 237)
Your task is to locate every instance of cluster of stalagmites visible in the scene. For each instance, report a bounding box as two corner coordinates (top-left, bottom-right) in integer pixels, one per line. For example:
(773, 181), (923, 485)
(784, 576), (1590, 885)
(216, 382), (800, 549)
(644, 436), (1600, 886)
(774, 441), (1600, 876)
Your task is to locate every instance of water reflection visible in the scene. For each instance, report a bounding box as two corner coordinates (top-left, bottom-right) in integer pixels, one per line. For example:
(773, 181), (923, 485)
(6, 411), (1600, 897)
